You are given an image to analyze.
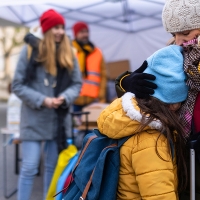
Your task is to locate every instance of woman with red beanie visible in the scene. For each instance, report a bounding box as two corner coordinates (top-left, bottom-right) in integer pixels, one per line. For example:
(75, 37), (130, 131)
(12, 9), (82, 200)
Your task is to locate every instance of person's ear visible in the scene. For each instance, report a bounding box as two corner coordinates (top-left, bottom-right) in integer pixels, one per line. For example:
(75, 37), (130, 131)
(166, 37), (175, 46)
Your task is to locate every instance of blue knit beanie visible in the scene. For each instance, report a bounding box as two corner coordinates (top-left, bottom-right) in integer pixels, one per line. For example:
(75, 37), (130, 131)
(144, 45), (188, 104)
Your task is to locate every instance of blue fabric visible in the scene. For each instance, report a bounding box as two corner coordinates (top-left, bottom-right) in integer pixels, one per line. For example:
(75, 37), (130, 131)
(62, 129), (130, 200)
(56, 153), (79, 200)
(17, 140), (58, 200)
(145, 45), (189, 103)
(73, 104), (84, 112)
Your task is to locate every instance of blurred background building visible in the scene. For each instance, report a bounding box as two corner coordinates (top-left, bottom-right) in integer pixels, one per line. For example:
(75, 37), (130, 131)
(0, 27), (28, 100)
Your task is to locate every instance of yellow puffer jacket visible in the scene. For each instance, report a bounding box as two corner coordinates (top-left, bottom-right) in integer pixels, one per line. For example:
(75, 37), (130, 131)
(97, 92), (178, 200)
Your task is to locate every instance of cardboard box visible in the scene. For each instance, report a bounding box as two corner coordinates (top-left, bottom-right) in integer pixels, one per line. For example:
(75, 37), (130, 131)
(82, 102), (109, 123)
(106, 60), (130, 80)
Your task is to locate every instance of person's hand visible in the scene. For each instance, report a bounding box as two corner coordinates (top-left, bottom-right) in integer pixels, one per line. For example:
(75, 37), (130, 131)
(52, 96), (65, 109)
(121, 60), (157, 98)
(43, 97), (53, 108)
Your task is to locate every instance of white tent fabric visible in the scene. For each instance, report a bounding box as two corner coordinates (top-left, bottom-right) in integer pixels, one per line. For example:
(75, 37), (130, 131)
(0, 0), (171, 70)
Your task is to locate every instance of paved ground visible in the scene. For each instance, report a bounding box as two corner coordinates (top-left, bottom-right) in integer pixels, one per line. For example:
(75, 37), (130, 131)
(0, 101), (43, 200)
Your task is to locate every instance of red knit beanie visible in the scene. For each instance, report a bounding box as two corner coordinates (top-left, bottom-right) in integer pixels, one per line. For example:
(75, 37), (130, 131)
(73, 22), (89, 37)
(40, 9), (65, 33)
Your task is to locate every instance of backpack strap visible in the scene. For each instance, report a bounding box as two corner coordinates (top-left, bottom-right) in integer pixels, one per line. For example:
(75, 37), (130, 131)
(93, 129), (131, 148)
(118, 134), (175, 160)
(53, 134), (97, 198)
(118, 136), (175, 160)
(118, 136), (132, 147)
(93, 129), (102, 137)
(94, 129), (174, 159)
(73, 135), (97, 172)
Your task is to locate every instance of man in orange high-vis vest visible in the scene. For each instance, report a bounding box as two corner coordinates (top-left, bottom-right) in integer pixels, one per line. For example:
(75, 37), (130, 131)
(72, 21), (107, 112)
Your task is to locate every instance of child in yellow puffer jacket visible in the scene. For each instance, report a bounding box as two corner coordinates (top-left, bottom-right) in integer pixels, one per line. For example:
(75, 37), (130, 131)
(97, 45), (188, 200)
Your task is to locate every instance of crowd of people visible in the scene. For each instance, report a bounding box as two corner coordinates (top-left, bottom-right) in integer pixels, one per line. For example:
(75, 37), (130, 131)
(9, 0), (200, 199)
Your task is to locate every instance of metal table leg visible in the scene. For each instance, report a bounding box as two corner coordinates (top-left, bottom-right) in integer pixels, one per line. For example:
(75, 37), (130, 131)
(15, 143), (20, 175)
(3, 134), (18, 198)
(190, 140), (196, 200)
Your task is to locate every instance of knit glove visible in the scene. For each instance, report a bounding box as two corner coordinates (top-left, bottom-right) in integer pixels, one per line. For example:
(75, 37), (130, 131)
(121, 60), (157, 98)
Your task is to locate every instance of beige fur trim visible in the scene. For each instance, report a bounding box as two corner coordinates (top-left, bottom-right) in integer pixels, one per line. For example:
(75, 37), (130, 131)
(122, 92), (162, 130)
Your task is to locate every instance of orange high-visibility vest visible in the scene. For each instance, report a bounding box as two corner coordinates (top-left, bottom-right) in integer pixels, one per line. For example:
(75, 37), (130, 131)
(79, 48), (102, 98)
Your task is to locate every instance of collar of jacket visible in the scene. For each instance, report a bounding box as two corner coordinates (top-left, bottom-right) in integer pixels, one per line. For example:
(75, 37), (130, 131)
(122, 92), (162, 130)
(24, 33), (40, 49)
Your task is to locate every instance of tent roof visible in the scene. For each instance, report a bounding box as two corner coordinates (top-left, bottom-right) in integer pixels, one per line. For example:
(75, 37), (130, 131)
(0, 0), (170, 71)
(0, 0), (165, 33)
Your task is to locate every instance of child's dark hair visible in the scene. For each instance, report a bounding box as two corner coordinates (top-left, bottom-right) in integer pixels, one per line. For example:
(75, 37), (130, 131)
(136, 97), (187, 193)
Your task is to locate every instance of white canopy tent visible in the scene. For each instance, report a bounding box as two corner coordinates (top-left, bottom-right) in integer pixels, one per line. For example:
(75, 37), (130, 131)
(0, 0), (171, 70)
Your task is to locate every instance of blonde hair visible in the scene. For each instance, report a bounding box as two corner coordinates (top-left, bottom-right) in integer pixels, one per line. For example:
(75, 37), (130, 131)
(37, 30), (74, 76)
(166, 37), (175, 46)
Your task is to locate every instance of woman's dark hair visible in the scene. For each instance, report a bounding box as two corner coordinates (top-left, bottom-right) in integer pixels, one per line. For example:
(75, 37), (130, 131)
(136, 97), (187, 193)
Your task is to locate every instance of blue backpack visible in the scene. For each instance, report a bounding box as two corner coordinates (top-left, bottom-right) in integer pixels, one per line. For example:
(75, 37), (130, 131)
(58, 129), (130, 200)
